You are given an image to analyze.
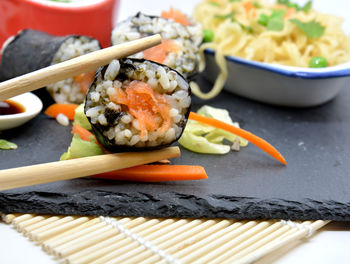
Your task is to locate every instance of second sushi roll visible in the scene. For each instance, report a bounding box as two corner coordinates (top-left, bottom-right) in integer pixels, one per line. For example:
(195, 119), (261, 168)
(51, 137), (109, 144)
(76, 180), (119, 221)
(85, 58), (191, 152)
(0, 29), (101, 104)
(111, 12), (202, 80)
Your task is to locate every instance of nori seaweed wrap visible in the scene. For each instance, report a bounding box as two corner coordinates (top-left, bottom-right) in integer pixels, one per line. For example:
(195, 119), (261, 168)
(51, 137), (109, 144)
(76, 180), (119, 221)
(0, 29), (100, 104)
(85, 58), (191, 152)
(111, 13), (202, 80)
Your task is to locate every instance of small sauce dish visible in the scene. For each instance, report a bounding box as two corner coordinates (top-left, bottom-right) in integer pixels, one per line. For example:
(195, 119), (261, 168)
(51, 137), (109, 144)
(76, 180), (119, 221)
(0, 92), (43, 130)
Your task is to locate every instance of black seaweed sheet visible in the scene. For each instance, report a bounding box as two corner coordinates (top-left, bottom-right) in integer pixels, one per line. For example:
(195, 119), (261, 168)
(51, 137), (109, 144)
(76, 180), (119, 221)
(0, 29), (101, 107)
(0, 75), (350, 221)
(0, 30), (72, 106)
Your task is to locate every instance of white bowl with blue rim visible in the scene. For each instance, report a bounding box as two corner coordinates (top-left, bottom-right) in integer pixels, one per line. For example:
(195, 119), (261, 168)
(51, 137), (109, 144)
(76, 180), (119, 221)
(203, 49), (350, 107)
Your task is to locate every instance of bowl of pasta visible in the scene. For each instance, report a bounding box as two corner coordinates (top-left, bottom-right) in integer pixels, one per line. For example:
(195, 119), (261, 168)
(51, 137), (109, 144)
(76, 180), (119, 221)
(193, 0), (350, 107)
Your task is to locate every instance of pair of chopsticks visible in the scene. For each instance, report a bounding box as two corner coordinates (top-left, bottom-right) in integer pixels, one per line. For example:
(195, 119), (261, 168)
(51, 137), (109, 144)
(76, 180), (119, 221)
(0, 34), (183, 192)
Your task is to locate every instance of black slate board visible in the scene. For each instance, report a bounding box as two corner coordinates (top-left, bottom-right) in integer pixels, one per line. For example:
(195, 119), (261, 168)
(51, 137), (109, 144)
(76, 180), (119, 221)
(1, 76), (350, 221)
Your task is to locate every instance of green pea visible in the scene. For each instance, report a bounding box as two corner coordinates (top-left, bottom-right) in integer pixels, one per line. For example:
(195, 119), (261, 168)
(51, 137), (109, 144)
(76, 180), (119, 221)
(203, 29), (214, 43)
(309, 56), (328, 68)
(258, 14), (269, 26)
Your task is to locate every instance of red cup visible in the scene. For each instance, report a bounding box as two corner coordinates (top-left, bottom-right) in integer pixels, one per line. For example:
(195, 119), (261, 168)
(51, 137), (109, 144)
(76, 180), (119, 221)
(0, 0), (119, 48)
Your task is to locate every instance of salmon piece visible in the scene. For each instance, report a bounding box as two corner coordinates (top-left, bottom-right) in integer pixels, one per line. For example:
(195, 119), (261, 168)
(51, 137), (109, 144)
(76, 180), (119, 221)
(143, 39), (181, 64)
(110, 80), (172, 138)
(74, 71), (96, 94)
(161, 8), (190, 26)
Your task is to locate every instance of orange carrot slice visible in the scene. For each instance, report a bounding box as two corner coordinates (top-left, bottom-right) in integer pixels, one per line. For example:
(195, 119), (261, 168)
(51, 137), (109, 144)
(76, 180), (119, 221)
(243, 1), (256, 19)
(45, 103), (79, 120)
(189, 112), (287, 165)
(161, 8), (190, 26)
(92, 165), (208, 182)
(285, 8), (295, 19)
(72, 124), (96, 142)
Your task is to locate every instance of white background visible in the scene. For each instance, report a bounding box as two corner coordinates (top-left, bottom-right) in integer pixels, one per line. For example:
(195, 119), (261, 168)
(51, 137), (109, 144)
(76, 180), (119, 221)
(1, 0), (350, 263)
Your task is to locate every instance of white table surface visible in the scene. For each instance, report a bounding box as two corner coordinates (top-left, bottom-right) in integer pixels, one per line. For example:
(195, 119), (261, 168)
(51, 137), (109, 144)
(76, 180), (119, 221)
(1, 0), (350, 263)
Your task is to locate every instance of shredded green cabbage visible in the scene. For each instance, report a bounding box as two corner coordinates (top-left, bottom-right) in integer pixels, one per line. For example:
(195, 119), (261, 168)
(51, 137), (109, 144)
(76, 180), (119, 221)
(60, 134), (104, 160)
(73, 103), (91, 130)
(179, 105), (248, 154)
(60, 104), (102, 160)
(0, 139), (17, 150)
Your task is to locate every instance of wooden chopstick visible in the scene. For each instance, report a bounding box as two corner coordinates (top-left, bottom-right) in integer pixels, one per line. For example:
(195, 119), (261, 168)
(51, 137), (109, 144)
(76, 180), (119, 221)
(0, 146), (180, 191)
(0, 34), (162, 101)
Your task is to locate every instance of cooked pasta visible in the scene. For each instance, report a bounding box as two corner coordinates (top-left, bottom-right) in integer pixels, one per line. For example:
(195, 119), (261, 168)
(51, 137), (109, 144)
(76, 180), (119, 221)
(192, 0), (350, 99)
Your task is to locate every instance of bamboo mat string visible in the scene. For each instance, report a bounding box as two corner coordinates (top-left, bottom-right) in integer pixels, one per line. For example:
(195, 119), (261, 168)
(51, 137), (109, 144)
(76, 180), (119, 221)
(89, 218), (183, 264)
(100, 216), (181, 264)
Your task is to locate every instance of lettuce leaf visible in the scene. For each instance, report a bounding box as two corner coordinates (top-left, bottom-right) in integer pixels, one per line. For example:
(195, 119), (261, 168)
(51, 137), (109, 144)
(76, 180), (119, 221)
(60, 134), (104, 160)
(73, 103), (91, 130)
(0, 139), (17, 150)
(179, 105), (248, 154)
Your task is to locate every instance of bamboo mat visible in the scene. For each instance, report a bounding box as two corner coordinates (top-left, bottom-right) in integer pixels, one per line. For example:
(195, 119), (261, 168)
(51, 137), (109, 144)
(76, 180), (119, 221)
(1, 213), (329, 264)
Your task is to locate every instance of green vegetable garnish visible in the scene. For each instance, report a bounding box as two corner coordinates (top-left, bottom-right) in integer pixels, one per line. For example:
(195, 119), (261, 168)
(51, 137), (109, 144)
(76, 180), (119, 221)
(178, 106), (248, 154)
(214, 12), (235, 20)
(239, 23), (254, 33)
(203, 29), (215, 42)
(60, 103), (103, 160)
(267, 10), (286, 31)
(229, 0), (242, 2)
(301, 0), (312, 12)
(253, 1), (261, 8)
(309, 56), (328, 68)
(0, 139), (17, 150)
(73, 103), (91, 130)
(60, 134), (104, 160)
(230, 17), (254, 33)
(290, 19), (325, 38)
(208, 1), (220, 7)
(258, 10), (286, 31)
(258, 14), (269, 26)
(277, 0), (312, 12)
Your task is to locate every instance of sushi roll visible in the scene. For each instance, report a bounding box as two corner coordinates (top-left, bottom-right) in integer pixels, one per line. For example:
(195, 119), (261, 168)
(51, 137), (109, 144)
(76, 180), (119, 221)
(85, 58), (191, 152)
(111, 13), (202, 80)
(0, 29), (101, 104)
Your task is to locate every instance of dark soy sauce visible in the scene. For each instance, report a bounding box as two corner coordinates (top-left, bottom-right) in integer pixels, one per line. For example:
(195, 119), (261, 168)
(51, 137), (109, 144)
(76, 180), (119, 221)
(0, 100), (25, 115)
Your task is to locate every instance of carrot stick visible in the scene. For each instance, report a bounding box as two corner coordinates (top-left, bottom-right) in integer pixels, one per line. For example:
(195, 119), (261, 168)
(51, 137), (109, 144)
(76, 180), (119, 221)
(91, 165), (208, 182)
(285, 8), (295, 19)
(45, 103), (79, 120)
(71, 124), (96, 142)
(243, 1), (256, 19)
(189, 112), (287, 165)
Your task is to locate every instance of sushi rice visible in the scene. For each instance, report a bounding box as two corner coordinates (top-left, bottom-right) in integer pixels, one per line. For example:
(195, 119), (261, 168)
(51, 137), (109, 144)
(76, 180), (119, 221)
(111, 13), (202, 79)
(85, 59), (191, 150)
(47, 36), (100, 104)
